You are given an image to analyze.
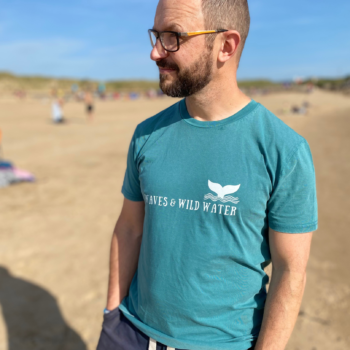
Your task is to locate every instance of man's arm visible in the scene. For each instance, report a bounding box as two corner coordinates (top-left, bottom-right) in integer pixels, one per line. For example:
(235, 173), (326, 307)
(106, 198), (145, 310)
(255, 228), (313, 350)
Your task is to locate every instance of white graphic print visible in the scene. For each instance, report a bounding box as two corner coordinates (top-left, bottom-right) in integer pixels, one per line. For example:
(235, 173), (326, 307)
(204, 180), (240, 204)
(143, 180), (240, 217)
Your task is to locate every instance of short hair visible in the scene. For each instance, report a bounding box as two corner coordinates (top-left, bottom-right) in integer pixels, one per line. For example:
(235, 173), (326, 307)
(201, 0), (250, 63)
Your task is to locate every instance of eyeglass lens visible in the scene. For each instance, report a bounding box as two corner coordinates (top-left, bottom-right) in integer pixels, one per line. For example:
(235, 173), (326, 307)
(149, 31), (178, 52)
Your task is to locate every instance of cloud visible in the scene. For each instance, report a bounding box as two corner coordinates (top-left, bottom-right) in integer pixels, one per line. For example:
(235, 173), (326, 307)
(86, 0), (157, 4)
(0, 37), (158, 80)
(0, 20), (11, 37)
(0, 38), (85, 57)
(0, 38), (90, 77)
(251, 16), (322, 31)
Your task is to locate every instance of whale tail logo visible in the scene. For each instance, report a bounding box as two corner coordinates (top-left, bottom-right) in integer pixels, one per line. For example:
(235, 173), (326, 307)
(204, 180), (240, 204)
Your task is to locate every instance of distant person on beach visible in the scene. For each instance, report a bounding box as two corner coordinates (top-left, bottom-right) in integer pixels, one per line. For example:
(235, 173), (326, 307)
(51, 90), (65, 124)
(84, 90), (94, 121)
(98, 83), (106, 99)
(97, 1), (318, 350)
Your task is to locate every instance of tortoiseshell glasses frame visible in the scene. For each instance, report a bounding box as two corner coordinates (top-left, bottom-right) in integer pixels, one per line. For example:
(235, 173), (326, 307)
(148, 29), (228, 52)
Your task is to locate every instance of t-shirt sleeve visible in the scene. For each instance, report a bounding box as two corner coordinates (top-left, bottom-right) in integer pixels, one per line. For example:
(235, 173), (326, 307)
(267, 140), (318, 233)
(121, 131), (144, 202)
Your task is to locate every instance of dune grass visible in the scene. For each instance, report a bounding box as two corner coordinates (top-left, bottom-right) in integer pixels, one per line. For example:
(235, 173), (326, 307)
(1, 71), (349, 94)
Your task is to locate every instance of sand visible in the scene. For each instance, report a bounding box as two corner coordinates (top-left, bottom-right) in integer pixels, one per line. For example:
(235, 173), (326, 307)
(0, 89), (349, 350)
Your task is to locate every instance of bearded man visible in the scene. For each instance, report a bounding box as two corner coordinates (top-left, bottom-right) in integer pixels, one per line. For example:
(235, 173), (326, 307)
(97, 1), (318, 349)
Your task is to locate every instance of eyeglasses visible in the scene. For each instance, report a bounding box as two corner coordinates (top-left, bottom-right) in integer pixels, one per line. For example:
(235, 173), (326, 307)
(148, 29), (228, 53)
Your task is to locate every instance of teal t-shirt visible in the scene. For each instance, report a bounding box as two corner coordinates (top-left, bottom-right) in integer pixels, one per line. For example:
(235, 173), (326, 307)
(119, 99), (318, 350)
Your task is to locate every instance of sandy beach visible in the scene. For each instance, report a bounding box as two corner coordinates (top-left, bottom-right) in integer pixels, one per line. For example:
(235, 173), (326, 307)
(0, 89), (349, 350)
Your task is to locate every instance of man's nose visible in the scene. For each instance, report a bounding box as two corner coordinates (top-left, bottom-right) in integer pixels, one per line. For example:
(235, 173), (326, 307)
(150, 38), (169, 61)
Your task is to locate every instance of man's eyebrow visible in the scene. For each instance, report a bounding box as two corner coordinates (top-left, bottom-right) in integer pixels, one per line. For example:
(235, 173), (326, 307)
(152, 23), (183, 32)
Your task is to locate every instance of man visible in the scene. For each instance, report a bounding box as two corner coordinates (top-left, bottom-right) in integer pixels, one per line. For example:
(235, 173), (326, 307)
(97, 0), (318, 349)
(84, 89), (94, 122)
(51, 89), (65, 124)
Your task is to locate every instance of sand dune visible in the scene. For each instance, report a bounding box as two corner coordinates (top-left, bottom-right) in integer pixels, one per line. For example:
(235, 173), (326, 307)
(0, 90), (349, 349)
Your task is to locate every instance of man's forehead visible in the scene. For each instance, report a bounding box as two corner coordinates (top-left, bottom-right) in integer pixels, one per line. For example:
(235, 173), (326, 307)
(154, 0), (204, 31)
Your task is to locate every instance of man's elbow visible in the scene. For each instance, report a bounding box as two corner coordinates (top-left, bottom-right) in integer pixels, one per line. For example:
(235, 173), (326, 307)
(113, 219), (143, 239)
(272, 267), (307, 297)
(287, 270), (307, 298)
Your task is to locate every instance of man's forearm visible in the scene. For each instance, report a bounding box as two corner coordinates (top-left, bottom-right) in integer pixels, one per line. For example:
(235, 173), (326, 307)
(255, 268), (306, 350)
(106, 225), (143, 310)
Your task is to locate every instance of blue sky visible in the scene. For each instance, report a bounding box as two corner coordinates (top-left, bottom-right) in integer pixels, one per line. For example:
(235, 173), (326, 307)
(0, 0), (349, 81)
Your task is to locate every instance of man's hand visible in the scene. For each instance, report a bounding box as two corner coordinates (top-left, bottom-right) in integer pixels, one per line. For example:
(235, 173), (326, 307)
(255, 228), (313, 350)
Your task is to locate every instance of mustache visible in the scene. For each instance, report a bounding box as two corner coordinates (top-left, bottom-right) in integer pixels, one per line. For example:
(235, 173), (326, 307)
(156, 59), (179, 71)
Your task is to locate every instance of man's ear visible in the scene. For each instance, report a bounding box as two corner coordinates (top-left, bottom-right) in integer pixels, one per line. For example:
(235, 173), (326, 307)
(217, 30), (241, 63)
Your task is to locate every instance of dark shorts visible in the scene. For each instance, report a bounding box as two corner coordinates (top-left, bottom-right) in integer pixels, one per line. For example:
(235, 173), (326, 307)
(53, 117), (65, 124)
(96, 307), (255, 350)
(87, 104), (93, 113)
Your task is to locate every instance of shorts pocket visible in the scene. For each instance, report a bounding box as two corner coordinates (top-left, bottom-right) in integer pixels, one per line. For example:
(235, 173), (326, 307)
(103, 306), (121, 321)
(97, 307), (149, 350)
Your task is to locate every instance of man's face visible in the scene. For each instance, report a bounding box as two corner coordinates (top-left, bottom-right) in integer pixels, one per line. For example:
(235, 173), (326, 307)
(151, 0), (214, 97)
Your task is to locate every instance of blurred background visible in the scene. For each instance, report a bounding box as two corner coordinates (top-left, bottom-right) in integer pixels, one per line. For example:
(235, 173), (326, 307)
(0, 1), (349, 349)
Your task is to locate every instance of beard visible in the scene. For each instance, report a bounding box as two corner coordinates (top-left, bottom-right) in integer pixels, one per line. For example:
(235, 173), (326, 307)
(157, 49), (213, 98)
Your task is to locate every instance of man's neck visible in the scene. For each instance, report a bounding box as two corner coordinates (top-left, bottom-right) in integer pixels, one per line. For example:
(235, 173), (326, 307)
(185, 78), (252, 122)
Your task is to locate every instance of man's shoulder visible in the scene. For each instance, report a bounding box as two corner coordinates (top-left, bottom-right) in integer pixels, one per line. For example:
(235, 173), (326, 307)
(134, 100), (181, 139)
(253, 102), (307, 150)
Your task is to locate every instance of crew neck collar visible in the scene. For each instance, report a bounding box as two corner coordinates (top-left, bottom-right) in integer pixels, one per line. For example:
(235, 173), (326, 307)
(179, 98), (258, 128)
